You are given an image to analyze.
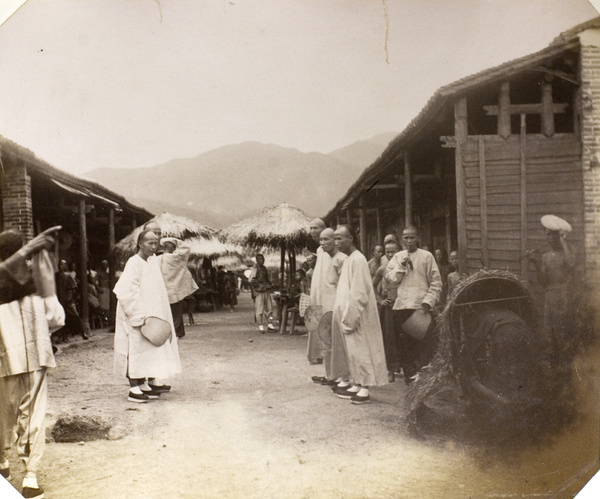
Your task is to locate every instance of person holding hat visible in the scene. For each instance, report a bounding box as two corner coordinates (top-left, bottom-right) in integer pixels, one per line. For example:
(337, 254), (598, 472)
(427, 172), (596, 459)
(385, 225), (442, 384)
(113, 230), (181, 403)
(526, 215), (576, 364)
(157, 237), (198, 339)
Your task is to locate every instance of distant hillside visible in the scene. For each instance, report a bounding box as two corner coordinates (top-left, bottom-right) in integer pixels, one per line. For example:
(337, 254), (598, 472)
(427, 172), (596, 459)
(86, 134), (397, 229)
(328, 132), (397, 167)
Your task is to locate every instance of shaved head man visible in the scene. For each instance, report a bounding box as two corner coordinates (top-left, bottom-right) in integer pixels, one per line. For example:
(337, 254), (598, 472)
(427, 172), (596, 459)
(309, 218), (327, 244)
(331, 225), (388, 404)
(306, 218), (328, 367)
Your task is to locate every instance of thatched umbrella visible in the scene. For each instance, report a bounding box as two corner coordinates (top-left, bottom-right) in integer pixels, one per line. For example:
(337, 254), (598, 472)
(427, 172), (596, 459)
(221, 203), (312, 292)
(114, 212), (216, 260)
(187, 236), (242, 261)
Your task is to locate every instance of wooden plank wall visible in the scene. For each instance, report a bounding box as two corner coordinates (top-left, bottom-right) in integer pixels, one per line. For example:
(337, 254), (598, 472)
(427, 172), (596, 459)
(461, 133), (583, 278)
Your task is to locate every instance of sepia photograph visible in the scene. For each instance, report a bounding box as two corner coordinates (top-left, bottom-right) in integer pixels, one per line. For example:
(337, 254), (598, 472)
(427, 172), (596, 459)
(0, 1), (599, 497)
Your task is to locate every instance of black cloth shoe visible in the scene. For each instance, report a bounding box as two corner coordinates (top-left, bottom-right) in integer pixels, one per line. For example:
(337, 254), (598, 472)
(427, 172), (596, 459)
(140, 388), (161, 399)
(128, 391), (149, 403)
(0, 467), (10, 480)
(332, 384), (351, 393)
(311, 376), (327, 384)
(351, 393), (371, 405)
(321, 379), (337, 386)
(22, 486), (44, 498)
(148, 383), (171, 392)
(336, 389), (359, 400)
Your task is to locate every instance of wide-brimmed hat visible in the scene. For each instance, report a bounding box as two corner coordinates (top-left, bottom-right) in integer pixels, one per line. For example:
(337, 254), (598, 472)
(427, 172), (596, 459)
(541, 215), (572, 233)
(402, 309), (431, 340)
(304, 305), (323, 332)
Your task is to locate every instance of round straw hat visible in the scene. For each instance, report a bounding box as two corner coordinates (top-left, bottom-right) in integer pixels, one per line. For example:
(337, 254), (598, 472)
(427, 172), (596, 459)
(304, 305), (323, 332)
(402, 309), (432, 340)
(540, 215), (571, 233)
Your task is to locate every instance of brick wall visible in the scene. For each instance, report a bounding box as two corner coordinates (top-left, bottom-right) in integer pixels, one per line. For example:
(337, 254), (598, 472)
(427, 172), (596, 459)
(0, 159), (34, 240)
(580, 41), (600, 285)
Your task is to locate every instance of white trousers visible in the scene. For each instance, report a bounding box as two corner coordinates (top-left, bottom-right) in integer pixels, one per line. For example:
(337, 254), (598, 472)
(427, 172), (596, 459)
(0, 368), (48, 474)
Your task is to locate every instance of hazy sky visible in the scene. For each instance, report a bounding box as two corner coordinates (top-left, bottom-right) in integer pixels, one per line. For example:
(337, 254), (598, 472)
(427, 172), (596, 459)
(0, 0), (598, 175)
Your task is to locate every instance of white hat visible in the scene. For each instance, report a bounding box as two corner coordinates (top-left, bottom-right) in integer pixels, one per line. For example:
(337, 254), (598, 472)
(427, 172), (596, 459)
(160, 237), (178, 246)
(541, 215), (572, 233)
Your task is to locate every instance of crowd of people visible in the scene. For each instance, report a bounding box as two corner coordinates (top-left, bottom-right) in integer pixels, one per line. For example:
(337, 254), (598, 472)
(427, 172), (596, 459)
(298, 219), (451, 405)
(0, 212), (579, 497)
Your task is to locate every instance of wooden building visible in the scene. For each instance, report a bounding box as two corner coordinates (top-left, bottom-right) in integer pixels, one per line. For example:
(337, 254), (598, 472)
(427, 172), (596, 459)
(0, 135), (152, 328)
(324, 18), (600, 286)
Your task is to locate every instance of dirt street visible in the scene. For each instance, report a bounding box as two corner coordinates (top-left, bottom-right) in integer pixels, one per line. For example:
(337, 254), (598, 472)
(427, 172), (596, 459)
(2, 293), (598, 498)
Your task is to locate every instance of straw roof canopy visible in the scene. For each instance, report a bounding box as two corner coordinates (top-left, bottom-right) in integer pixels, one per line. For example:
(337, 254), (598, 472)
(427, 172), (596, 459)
(114, 212), (216, 258)
(187, 236), (243, 261)
(221, 203), (312, 251)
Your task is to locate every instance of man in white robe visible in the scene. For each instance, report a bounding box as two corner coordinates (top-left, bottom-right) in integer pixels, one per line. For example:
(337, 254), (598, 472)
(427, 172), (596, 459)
(332, 225), (388, 404)
(308, 228), (348, 386)
(306, 218), (327, 364)
(113, 230), (181, 402)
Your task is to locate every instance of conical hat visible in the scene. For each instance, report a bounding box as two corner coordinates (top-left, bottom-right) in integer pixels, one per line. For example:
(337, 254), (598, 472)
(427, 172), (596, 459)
(304, 305), (323, 332)
(541, 215), (571, 233)
(402, 309), (431, 340)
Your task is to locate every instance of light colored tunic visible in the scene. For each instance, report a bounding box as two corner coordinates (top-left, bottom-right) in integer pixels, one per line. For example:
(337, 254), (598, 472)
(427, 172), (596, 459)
(385, 248), (442, 311)
(310, 249), (348, 377)
(113, 254), (181, 380)
(157, 239), (198, 304)
(332, 250), (388, 386)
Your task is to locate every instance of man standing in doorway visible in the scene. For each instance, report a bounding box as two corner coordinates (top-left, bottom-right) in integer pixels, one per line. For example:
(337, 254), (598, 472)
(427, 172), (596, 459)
(385, 225), (442, 383)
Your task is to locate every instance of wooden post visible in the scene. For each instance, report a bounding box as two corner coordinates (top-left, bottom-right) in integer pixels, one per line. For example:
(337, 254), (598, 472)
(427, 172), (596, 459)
(404, 150), (413, 227)
(336, 215), (341, 227)
(79, 199), (90, 333)
(108, 208), (117, 328)
(346, 208), (352, 226)
(359, 194), (367, 254)
(498, 81), (511, 139)
(376, 207), (383, 244)
(541, 79), (555, 137)
(445, 192), (452, 254)
(455, 97), (468, 275)
(479, 136), (489, 268)
(520, 113), (528, 279)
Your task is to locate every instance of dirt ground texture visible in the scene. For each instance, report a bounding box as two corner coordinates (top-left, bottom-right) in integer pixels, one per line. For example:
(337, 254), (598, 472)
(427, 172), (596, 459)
(2, 292), (599, 498)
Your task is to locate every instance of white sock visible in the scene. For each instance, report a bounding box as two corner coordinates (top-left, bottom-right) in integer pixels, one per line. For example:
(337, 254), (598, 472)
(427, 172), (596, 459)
(23, 474), (38, 489)
(337, 381), (350, 388)
(346, 385), (360, 393)
(130, 386), (142, 395)
(140, 382), (151, 391)
(357, 387), (369, 397)
(334, 377), (342, 383)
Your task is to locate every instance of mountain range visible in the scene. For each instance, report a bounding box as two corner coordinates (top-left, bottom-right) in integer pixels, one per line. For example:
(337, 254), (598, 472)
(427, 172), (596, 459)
(85, 132), (397, 228)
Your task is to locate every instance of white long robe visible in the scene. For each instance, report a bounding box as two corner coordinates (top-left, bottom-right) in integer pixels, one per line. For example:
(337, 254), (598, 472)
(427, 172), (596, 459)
(332, 250), (388, 387)
(113, 254), (181, 379)
(306, 247), (328, 362)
